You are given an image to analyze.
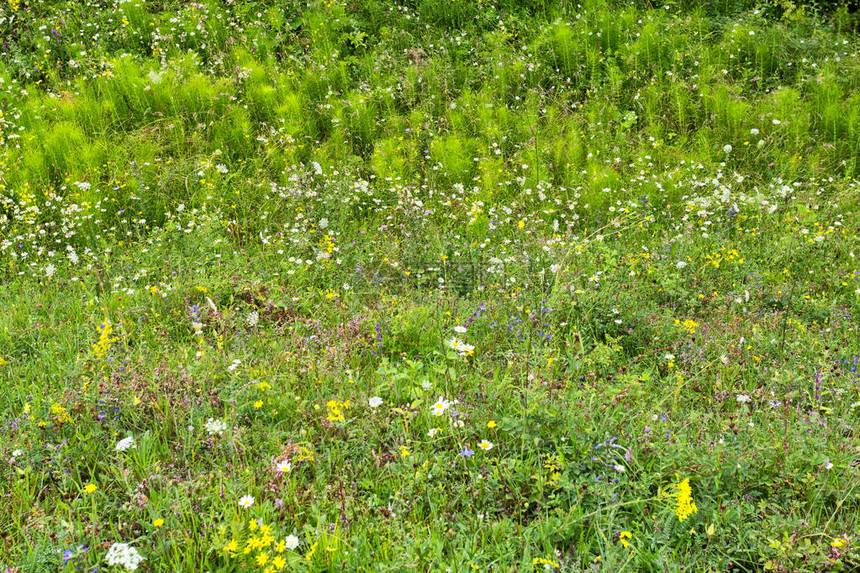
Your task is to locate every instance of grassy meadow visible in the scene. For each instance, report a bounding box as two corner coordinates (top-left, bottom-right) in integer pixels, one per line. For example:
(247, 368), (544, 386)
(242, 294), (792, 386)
(1, 0), (860, 570)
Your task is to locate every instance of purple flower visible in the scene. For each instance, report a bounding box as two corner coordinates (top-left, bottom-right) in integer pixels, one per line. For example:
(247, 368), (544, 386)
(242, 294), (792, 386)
(459, 447), (475, 457)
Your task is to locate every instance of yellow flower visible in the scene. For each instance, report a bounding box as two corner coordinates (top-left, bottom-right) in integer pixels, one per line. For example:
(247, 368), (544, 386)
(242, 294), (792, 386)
(674, 476), (698, 522)
(254, 400), (263, 409)
(256, 552), (269, 566)
(83, 483), (97, 494)
(152, 518), (164, 528)
(224, 539), (238, 553)
(248, 519), (258, 531)
(831, 537), (849, 549)
(275, 540), (286, 553)
(398, 445), (410, 458)
(487, 420), (497, 429)
(0, 356), (6, 366)
(272, 555), (287, 569)
(619, 531), (632, 548)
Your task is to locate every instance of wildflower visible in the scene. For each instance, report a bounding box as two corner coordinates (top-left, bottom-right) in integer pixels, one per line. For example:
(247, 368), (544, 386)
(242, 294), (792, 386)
(427, 428), (440, 437)
(205, 418), (227, 436)
(253, 400), (263, 409)
(614, 464), (625, 472)
(256, 552), (269, 567)
(454, 325), (467, 333)
(673, 477), (698, 522)
(723, 144), (733, 154)
(284, 535), (299, 550)
(45, 264), (56, 278)
(115, 436), (135, 452)
(487, 420), (496, 429)
(246, 311), (259, 327)
(276, 461), (292, 473)
(238, 495), (255, 508)
(532, 557), (560, 570)
(83, 483), (97, 494)
(152, 518), (164, 528)
(398, 445), (410, 458)
(326, 399), (349, 422)
(619, 531), (632, 548)
(104, 543), (144, 571)
(676, 261), (687, 269)
(831, 537), (848, 549)
(227, 359), (241, 372)
(431, 397), (450, 416)
(368, 396), (383, 409)
(736, 394), (751, 404)
(272, 555), (287, 569)
(459, 447), (475, 457)
(824, 459), (834, 470)
(478, 440), (493, 451)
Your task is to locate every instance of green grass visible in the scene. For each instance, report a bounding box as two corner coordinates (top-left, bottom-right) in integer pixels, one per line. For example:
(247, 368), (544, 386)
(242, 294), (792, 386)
(1, 0), (860, 571)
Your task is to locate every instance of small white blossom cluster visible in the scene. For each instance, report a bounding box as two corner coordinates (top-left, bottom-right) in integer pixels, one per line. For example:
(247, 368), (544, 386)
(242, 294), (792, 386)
(205, 418), (227, 436)
(105, 543), (144, 571)
(115, 436), (135, 452)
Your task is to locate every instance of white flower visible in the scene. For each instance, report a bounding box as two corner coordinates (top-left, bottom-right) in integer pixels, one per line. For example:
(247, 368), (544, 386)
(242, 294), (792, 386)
(45, 264), (56, 278)
(750, 128), (760, 135)
(478, 440), (493, 451)
(614, 464), (626, 472)
(12, 449), (22, 457)
(246, 311), (259, 327)
(68, 250), (79, 265)
(453, 325), (467, 334)
(427, 428), (439, 437)
(311, 161), (323, 175)
(736, 394), (751, 404)
(204, 418), (227, 436)
(368, 396), (383, 409)
(105, 543), (144, 571)
(421, 380), (432, 390)
(676, 261), (687, 269)
(720, 355), (729, 364)
(115, 437), (135, 452)
(431, 397), (450, 416)
(276, 461), (292, 473)
(772, 119), (781, 125)
(284, 534), (300, 550)
(824, 459), (834, 470)
(227, 359), (241, 372)
(723, 144), (733, 154)
(215, 164), (228, 174)
(238, 495), (255, 508)
(318, 218), (329, 229)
